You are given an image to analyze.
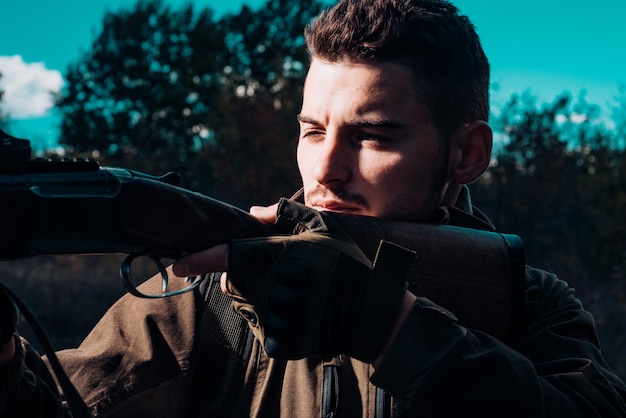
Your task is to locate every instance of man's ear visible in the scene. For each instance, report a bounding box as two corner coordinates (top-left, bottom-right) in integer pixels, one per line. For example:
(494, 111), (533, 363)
(448, 120), (492, 184)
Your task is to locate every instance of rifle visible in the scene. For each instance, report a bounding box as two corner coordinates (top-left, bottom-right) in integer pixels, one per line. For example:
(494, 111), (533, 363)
(0, 129), (525, 340)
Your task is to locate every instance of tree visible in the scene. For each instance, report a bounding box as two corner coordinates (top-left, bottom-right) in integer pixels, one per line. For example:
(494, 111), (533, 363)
(190, 0), (324, 206)
(611, 83), (626, 150)
(56, 0), (325, 207)
(56, 0), (229, 179)
(471, 91), (626, 281)
(469, 91), (626, 378)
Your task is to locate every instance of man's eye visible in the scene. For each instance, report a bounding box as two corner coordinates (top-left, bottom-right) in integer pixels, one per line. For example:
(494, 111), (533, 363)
(354, 132), (389, 146)
(301, 131), (325, 142)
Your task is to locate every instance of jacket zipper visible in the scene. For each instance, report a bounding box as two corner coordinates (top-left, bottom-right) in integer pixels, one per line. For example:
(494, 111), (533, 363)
(322, 364), (341, 417)
(375, 387), (390, 418)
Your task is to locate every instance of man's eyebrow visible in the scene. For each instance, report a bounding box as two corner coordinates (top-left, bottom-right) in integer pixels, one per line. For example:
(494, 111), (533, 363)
(296, 114), (318, 125)
(350, 118), (406, 129)
(297, 114), (406, 129)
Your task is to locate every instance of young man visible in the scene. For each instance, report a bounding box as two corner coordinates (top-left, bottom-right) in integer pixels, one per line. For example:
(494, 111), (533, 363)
(2, 0), (626, 416)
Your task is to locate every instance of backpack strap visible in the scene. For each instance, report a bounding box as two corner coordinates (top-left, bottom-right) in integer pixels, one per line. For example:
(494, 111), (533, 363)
(190, 273), (254, 417)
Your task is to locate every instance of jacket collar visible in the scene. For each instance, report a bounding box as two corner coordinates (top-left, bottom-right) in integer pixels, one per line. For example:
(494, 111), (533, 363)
(431, 185), (496, 231)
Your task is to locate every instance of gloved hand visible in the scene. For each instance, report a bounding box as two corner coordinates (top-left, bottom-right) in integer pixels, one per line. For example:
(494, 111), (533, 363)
(225, 199), (416, 363)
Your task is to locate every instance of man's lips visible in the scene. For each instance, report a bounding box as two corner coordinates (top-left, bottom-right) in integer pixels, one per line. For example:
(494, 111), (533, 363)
(311, 200), (361, 213)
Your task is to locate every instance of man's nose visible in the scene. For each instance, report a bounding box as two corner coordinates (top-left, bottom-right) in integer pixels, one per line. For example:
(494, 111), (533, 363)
(312, 134), (351, 185)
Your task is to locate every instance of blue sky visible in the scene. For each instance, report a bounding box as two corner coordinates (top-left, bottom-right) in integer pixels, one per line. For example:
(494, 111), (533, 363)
(1, 0), (625, 151)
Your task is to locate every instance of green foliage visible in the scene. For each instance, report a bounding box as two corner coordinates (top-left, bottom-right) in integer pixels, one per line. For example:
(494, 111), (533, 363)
(611, 84), (626, 149)
(56, 0), (228, 180)
(56, 0), (324, 207)
(189, 0), (323, 206)
(474, 92), (626, 280)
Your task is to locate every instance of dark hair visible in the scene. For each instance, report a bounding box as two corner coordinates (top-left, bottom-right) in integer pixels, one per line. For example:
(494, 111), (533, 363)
(305, 0), (490, 139)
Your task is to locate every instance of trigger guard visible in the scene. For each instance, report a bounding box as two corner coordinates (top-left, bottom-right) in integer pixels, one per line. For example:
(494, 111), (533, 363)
(120, 254), (206, 298)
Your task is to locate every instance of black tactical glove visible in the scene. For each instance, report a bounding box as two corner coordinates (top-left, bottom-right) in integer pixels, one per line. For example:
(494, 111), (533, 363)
(225, 199), (416, 363)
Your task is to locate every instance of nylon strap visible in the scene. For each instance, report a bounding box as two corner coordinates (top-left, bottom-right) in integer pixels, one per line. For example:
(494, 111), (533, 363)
(190, 273), (253, 417)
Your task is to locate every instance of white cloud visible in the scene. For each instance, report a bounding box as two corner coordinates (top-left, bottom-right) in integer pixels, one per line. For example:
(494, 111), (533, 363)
(0, 55), (64, 119)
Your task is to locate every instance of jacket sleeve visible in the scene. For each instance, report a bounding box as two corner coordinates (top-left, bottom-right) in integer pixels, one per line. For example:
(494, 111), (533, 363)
(371, 266), (626, 417)
(46, 275), (201, 418)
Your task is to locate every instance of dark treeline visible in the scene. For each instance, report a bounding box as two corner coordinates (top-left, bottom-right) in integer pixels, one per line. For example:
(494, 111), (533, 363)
(469, 91), (626, 375)
(54, 0), (323, 207)
(1, 0), (625, 379)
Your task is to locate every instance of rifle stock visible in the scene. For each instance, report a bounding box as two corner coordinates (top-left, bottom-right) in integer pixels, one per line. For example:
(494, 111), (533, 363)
(0, 130), (525, 340)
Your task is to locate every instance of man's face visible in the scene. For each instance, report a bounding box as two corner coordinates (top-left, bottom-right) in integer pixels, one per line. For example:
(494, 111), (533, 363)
(297, 59), (452, 221)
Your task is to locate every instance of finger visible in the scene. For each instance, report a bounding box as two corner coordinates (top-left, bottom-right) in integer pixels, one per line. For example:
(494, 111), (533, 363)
(250, 203), (279, 224)
(220, 272), (228, 294)
(172, 244), (229, 277)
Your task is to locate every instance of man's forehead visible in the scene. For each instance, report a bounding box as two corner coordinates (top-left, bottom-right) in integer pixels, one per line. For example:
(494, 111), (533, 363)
(304, 59), (423, 102)
(301, 59), (431, 126)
